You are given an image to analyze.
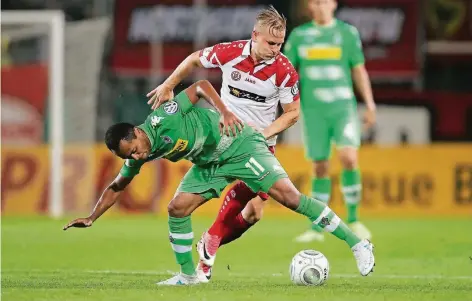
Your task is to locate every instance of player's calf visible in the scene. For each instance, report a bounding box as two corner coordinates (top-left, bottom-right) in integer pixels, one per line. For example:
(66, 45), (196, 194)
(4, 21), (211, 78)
(268, 178), (376, 275)
(167, 193), (207, 278)
(241, 196), (265, 224)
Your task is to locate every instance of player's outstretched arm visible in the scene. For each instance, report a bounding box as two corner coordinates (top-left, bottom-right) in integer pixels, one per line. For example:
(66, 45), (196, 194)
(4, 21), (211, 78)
(262, 101), (300, 140)
(147, 51), (203, 110)
(352, 64), (376, 130)
(63, 174), (133, 230)
(185, 80), (244, 136)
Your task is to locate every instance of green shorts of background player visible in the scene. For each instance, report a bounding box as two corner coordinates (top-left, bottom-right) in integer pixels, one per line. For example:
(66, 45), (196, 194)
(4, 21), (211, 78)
(283, 0), (377, 243)
(62, 80), (375, 285)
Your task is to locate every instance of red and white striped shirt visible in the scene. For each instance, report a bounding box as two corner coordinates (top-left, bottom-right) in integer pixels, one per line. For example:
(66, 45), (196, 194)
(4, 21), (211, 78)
(199, 40), (299, 146)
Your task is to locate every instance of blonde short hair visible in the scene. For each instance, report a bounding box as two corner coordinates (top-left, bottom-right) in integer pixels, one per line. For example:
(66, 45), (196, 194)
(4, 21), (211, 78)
(255, 5), (287, 36)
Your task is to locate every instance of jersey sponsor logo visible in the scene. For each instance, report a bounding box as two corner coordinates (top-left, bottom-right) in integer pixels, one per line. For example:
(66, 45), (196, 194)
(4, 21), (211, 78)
(291, 81), (299, 96)
(165, 138), (188, 158)
(228, 85), (266, 103)
(231, 71), (241, 81)
(245, 77), (256, 84)
(305, 47), (342, 60)
(151, 116), (164, 127)
(163, 101), (179, 114)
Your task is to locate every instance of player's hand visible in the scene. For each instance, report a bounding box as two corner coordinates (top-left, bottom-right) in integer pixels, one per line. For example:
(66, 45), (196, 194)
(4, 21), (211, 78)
(362, 107), (376, 131)
(63, 217), (93, 230)
(146, 84), (175, 110)
(220, 110), (244, 137)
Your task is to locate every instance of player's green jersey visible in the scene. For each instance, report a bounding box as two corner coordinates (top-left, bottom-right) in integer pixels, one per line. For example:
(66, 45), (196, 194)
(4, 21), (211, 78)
(120, 91), (255, 178)
(284, 19), (364, 110)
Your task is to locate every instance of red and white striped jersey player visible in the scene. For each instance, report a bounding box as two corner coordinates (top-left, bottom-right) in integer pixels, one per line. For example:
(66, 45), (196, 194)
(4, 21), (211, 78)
(147, 6), (300, 282)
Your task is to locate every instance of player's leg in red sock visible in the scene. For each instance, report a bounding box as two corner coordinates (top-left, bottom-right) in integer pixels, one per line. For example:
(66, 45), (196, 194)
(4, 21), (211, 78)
(218, 145), (275, 245)
(219, 192), (267, 246)
(207, 181), (257, 244)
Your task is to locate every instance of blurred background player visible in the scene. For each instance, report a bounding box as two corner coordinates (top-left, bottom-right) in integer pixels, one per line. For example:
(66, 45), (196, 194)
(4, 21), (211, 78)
(147, 6), (300, 280)
(283, 0), (376, 243)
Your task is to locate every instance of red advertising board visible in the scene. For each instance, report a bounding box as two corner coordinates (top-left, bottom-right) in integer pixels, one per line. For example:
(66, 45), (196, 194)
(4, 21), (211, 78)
(337, 0), (421, 79)
(1, 64), (48, 145)
(373, 90), (472, 141)
(111, 0), (260, 74)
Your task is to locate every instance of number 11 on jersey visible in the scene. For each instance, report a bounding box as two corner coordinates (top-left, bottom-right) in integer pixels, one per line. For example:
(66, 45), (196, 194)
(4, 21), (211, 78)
(245, 157), (265, 176)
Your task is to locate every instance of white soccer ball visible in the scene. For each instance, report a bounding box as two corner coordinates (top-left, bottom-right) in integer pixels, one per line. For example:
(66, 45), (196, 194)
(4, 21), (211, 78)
(289, 250), (330, 286)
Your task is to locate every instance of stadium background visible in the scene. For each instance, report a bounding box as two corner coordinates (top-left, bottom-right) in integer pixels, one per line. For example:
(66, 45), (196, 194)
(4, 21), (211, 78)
(2, 0), (471, 218)
(2, 1), (472, 300)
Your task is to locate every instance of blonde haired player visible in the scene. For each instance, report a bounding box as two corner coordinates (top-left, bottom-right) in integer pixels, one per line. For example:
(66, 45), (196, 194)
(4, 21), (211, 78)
(147, 6), (300, 281)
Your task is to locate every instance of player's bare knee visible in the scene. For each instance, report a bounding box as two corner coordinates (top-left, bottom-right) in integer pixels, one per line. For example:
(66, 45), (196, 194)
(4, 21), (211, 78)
(314, 160), (329, 178)
(339, 148), (358, 169)
(243, 202), (263, 224)
(253, 206), (264, 222)
(282, 189), (301, 210)
(167, 195), (192, 217)
(269, 179), (301, 210)
(167, 200), (187, 218)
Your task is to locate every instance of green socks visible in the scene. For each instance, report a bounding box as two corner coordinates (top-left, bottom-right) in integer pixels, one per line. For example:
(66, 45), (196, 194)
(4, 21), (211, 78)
(312, 177), (331, 203)
(310, 177), (331, 232)
(296, 194), (361, 247)
(341, 169), (362, 223)
(168, 216), (195, 276)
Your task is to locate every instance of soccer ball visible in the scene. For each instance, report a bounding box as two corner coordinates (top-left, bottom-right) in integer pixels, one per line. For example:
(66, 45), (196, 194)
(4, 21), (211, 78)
(289, 250), (329, 286)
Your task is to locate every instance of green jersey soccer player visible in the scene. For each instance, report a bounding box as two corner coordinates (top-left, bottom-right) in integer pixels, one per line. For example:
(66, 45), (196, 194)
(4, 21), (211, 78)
(283, 0), (376, 242)
(63, 80), (375, 285)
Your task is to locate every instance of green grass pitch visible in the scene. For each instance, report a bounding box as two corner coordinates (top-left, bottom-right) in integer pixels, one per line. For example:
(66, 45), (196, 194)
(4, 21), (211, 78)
(2, 215), (471, 301)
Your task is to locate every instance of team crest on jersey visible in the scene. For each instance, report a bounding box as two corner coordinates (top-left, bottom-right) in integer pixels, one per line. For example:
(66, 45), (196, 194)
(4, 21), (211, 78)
(231, 71), (241, 81)
(291, 81), (299, 96)
(160, 135), (173, 144)
(333, 32), (342, 45)
(163, 101), (178, 114)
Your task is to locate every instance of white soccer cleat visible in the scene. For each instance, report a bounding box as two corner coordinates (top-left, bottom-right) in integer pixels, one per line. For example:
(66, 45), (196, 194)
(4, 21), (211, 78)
(293, 230), (325, 243)
(195, 261), (212, 283)
(196, 232), (220, 267)
(156, 273), (199, 286)
(350, 221), (372, 240)
(351, 239), (375, 276)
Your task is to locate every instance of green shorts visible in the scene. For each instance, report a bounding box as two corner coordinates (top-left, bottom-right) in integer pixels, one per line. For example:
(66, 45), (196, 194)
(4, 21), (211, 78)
(301, 105), (361, 161)
(177, 133), (288, 200)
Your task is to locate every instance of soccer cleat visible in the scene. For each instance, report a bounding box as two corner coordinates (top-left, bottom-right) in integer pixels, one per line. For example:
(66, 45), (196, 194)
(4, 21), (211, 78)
(293, 230), (325, 243)
(195, 260), (212, 283)
(351, 239), (375, 276)
(156, 273), (199, 286)
(349, 221), (372, 240)
(196, 232), (220, 267)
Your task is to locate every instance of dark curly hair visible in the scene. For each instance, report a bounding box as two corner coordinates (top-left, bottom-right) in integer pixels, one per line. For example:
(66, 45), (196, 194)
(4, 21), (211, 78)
(105, 123), (136, 156)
